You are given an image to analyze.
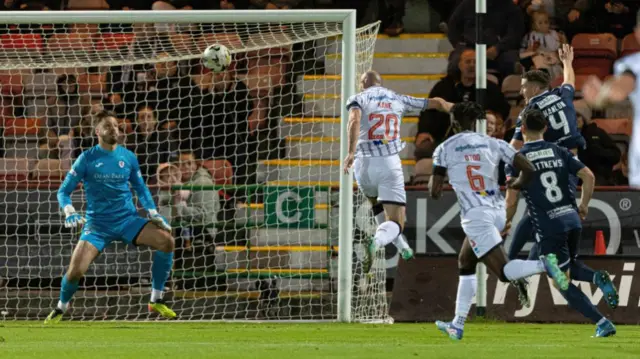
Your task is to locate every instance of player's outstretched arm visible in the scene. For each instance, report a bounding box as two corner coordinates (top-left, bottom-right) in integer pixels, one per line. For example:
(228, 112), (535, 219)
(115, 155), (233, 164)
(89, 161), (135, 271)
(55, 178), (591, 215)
(506, 153), (535, 190)
(559, 44), (575, 88)
(128, 153), (171, 231)
(57, 153), (87, 228)
(583, 73), (636, 109)
(425, 97), (454, 113)
(429, 166), (446, 200)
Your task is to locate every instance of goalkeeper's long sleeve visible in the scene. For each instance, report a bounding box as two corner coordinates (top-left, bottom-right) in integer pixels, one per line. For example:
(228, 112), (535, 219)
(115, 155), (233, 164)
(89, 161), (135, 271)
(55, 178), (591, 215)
(128, 152), (157, 212)
(57, 153), (87, 209)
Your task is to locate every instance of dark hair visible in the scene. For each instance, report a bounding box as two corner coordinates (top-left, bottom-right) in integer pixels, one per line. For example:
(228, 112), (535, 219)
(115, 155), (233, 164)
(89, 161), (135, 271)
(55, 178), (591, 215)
(450, 101), (485, 131)
(522, 109), (547, 132)
(94, 110), (118, 126)
(522, 69), (551, 89)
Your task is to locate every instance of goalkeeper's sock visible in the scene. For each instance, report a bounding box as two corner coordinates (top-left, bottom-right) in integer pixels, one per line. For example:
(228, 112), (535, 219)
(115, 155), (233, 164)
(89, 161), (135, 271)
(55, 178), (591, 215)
(562, 283), (605, 323)
(453, 275), (477, 329)
(58, 275), (79, 312)
(151, 250), (174, 302)
(374, 221), (401, 248)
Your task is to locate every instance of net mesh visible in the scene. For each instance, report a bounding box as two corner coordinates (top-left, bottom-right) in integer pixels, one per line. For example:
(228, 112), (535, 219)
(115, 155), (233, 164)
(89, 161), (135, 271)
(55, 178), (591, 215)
(0, 17), (386, 321)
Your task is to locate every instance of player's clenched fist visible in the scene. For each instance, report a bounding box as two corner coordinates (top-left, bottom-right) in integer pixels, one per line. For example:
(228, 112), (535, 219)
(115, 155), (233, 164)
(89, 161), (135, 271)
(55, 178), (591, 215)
(63, 205), (86, 228)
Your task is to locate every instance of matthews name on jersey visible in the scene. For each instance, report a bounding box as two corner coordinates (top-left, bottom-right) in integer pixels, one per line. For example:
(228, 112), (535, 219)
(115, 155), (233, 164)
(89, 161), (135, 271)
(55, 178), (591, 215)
(613, 52), (640, 187)
(513, 85), (585, 150)
(58, 145), (156, 223)
(433, 132), (517, 216)
(346, 86), (427, 157)
(505, 140), (584, 237)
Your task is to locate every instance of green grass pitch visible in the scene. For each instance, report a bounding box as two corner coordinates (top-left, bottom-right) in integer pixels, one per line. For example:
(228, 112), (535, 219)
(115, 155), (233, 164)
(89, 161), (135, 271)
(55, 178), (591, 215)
(1, 322), (639, 359)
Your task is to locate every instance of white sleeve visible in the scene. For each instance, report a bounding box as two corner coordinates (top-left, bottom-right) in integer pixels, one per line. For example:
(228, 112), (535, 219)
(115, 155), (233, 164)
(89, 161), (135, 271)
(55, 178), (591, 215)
(346, 93), (362, 110)
(493, 138), (518, 165)
(396, 94), (428, 113)
(432, 143), (446, 168)
(614, 56), (639, 77)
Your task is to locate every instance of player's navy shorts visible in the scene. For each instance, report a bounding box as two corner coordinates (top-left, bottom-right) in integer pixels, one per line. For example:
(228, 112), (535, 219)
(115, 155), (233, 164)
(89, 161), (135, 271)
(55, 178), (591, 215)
(536, 227), (581, 272)
(80, 215), (150, 252)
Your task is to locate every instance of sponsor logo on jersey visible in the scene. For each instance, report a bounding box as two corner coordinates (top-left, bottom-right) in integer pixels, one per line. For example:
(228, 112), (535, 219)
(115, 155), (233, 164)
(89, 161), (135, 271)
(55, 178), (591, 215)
(525, 149), (555, 162)
(454, 144), (488, 152)
(95, 162), (104, 168)
(69, 169), (77, 176)
(475, 189), (497, 197)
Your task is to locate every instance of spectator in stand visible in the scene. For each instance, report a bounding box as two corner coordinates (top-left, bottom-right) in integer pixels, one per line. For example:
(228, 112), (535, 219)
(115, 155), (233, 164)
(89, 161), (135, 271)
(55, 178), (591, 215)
(249, 0), (305, 9)
(177, 61), (215, 153)
(125, 103), (176, 181)
(520, 0), (593, 41)
(612, 148), (629, 186)
(447, 0), (524, 77)
(72, 109), (99, 159)
(47, 74), (81, 136)
(37, 128), (60, 160)
(414, 48), (510, 165)
(428, 0), (463, 33)
(575, 100), (621, 185)
(174, 152), (220, 227)
(520, 11), (565, 79)
(156, 162), (190, 226)
(147, 52), (181, 124)
(153, 0), (248, 10)
(486, 111), (508, 184)
(596, 0), (639, 38)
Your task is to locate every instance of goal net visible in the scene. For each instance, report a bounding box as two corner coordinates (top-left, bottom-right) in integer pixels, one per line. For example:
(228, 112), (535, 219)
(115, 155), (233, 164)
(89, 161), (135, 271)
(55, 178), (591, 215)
(0, 11), (387, 322)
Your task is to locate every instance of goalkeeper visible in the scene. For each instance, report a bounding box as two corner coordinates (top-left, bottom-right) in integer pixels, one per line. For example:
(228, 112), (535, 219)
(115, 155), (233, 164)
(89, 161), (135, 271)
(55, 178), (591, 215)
(45, 111), (176, 324)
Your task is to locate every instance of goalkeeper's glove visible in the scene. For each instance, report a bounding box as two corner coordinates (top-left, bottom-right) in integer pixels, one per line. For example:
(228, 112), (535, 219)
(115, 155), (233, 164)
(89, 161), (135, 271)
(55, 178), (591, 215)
(148, 209), (171, 232)
(63, 205), (86, 228)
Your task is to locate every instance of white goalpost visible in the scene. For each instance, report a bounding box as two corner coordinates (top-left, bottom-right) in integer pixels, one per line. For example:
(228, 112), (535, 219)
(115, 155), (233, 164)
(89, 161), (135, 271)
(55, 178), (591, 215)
(0, 10), (387, 322)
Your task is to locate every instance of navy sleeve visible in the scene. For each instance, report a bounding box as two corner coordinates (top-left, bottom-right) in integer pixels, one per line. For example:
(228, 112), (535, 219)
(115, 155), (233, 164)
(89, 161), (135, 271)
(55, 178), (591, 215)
(560, 147), (585, 176)
(57, 152), (87, 209)
(505, 162), (519, 180)
(556, 84), (575, 102)
(512, 116), (523, 142)
(128, 151), (157, 211)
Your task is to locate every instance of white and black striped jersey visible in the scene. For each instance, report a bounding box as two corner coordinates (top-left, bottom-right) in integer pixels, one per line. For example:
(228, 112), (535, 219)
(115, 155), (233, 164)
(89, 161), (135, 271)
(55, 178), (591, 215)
(346, 86), (428, 157)
(433, 132), (518, 215)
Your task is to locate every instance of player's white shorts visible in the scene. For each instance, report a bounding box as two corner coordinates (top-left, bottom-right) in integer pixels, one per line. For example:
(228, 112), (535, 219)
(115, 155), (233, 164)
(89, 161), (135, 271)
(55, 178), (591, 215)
(461, 207), (506, 258)
(353, 154), (406, 204)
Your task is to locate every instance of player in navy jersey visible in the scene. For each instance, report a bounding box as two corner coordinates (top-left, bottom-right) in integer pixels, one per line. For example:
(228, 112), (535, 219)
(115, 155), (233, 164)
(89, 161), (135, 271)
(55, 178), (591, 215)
(507, 45), (588, 269)
(45, 111), (177, 324)
(505, 109), (617, 337)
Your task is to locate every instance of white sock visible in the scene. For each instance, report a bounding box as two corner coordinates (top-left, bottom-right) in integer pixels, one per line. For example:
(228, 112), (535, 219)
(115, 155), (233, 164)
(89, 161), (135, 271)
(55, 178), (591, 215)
(151, 289), (163, 302)
(453, 275), (477, 329)
(374, 211), (409, 251)
(57, 300), (68, 312)
(374, 221), (401, 248)
(503, 259), (546, 281)
(393, 234), (411, 251)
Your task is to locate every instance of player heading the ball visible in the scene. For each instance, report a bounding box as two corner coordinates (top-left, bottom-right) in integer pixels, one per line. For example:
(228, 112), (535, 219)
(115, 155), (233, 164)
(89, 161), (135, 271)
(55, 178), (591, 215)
(45, 111), (177, 324)
(343, 70), (453, 273)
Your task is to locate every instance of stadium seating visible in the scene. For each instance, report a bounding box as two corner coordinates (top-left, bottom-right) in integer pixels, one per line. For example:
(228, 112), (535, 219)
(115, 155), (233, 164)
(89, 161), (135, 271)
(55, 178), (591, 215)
(571, 33), (617, 78)
(94, 32), (135, 51)
(621, 33), (640, 57)
(3, 117), (43, 136)
(593, 118), (632, 136)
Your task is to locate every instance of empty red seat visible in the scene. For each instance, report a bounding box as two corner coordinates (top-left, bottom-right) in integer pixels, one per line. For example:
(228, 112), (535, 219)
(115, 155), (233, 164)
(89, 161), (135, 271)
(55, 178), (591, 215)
(621, 33), (640, 58)
(201, 159), (233, 185)
(3, 117), (43, 136)
(94, 32), (135, 51)
(0, 34), (43, 53)
(593, 118), (631, 136)
(571, 33), (617, 77)
(47, 33), (94, 57)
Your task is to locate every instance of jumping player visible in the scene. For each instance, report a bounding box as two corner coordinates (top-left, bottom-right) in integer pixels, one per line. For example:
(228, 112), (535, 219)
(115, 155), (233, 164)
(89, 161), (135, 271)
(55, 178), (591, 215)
(583, 10), (640, 188)
(343, 70), (452, 273)
(430, 102), (567, 341)
(45, 111), (176, 323)
(505, 109), (617, 337)
(508, 44), (585, 260)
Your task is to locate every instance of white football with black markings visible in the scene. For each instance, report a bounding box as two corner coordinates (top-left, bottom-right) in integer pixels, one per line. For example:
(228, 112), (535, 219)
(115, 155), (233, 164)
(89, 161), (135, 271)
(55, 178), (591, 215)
(202, 44), (232, 72)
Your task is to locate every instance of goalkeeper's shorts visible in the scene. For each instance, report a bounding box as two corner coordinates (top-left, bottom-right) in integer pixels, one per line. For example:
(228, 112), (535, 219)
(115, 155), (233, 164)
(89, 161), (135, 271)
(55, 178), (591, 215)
(80, 215), (150, 252)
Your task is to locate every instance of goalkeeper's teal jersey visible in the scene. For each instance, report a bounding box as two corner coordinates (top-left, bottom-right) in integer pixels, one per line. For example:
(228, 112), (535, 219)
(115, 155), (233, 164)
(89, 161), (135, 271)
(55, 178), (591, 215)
(57, 145), (156, 222)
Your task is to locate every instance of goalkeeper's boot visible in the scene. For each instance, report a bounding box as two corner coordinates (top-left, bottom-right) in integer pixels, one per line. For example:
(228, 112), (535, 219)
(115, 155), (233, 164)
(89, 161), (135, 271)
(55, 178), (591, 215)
(512, 279), (530, 308)
(594, 270), (619, 309)
(593, 320), (616, 338)
(435, 320), (463, 341)
(44, 308), (64, 324)
(540, 254), (569, 291)
(148, 299), (177, 319)
(400, 247), (414, 261)
(362, 237), (376, 274)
